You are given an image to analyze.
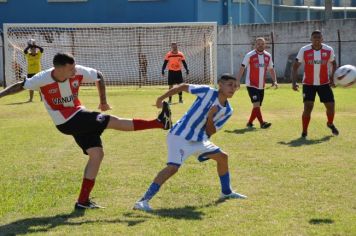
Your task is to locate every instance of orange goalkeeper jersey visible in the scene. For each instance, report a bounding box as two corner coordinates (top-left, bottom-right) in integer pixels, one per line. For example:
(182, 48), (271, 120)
(164, 51), (186, 71)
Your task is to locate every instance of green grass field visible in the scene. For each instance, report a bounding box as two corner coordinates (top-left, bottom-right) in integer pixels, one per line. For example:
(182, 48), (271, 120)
(0, 85), (355, 235)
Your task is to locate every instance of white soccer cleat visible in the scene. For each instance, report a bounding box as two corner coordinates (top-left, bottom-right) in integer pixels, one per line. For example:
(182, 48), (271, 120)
(220, 191), (247, 200)
(133, 200), (153, 212)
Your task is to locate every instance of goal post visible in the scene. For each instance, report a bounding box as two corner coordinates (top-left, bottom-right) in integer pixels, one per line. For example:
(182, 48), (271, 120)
(3, 22), (217, 87)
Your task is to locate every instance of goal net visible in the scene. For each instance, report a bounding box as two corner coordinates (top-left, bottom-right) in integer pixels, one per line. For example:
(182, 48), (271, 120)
(3, 23), (217, 87)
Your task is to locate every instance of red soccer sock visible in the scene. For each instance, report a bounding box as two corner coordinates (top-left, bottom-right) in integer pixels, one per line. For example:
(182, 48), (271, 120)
(255, 107), (264, 124)
(78, 178), (95, 204)
(248, 107), (257, 124)
(133, 119), (163, 131)
(326, 112), (335, 125)
(302, 115), (311, 133)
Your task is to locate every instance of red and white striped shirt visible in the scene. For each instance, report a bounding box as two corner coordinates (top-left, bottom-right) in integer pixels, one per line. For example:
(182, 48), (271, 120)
(242, 50), (274, 89)
(296, 43), (335, 86)
(23, 65), (98, 125)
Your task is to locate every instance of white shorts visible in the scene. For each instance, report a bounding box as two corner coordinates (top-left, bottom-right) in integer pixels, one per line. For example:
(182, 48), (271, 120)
(167, 133), (221, 167)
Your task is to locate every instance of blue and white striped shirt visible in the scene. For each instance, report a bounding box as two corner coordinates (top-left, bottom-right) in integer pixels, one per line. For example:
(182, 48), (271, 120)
(170, 84), (233, 141)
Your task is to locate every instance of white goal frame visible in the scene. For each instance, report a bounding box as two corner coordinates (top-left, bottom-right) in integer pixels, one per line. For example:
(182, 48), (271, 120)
(3, 22), (217, 87)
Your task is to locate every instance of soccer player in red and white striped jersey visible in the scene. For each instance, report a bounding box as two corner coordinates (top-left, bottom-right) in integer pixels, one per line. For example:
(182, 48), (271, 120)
(292, 30), (339, 138)
(236, 37), (278, 129)
(0, 53), (172, 210)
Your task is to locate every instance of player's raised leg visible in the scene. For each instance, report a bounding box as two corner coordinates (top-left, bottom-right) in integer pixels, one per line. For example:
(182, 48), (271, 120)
(106, 101), (172, 131)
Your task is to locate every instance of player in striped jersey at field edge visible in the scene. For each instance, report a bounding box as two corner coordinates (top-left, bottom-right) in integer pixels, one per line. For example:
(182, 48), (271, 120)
(236, 37), (278, 129)
(134, 74), (247, 212)
(0, 53), (172, 210)
(292, 30), (339, 138)
(162, 42), (189, 104)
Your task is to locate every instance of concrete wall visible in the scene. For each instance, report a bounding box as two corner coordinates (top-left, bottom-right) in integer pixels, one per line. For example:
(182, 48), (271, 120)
(217, 19), (356, 82)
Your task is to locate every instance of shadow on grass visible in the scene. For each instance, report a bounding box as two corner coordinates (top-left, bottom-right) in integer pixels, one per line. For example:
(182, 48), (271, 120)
(128, 199), (226, 220)
(0, 210), (146, 235)
(309, 218), (334, 225)
(278, 135), (333, 147)
(5, 101), (32, 105)
(224, 127), (257, 135)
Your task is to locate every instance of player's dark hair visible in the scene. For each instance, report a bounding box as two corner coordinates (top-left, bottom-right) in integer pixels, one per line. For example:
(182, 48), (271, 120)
(311, 30), (322, 36)
(53, 53), (75, 67)
(219, 73), (236, 82)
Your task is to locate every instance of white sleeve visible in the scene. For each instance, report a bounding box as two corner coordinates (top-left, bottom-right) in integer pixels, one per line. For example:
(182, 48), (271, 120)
(296, 48), (304, 63)
(76, 65), (99, 83)
(241, 53), (249, 67)
(188, 84), (212, 98)
(23, 73), (43, 91)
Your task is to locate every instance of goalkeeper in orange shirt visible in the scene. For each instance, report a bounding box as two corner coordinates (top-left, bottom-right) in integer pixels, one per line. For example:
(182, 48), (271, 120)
(24, 39), (44, 102)
(162, 42), (189, 104)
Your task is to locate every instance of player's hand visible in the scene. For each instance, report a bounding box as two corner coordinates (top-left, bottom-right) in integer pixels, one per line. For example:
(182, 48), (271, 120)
(156, 98), (164, 108)
(207, 105), (219, 119)
(98, 103), (111, 111)
(292, 83), (299, 91)
(161, 73), (165, 78)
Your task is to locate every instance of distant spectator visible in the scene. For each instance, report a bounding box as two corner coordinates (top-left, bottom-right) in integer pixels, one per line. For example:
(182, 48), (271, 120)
(24, 39), (43, 102)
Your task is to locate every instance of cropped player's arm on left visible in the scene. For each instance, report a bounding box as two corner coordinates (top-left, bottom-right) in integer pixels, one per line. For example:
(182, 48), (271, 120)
(0, 81), (25, 99)
(95, 71), (111, 111)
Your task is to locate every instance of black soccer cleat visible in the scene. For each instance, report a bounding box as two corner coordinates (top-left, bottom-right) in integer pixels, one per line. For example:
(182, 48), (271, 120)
(246, 122), (254, 128)
(157, 101), (172, 130)
(260, 121), (272, 129)
(301, 132), (308, 138)
(327, 123), (339, 136)
(74, 199), (105, 210)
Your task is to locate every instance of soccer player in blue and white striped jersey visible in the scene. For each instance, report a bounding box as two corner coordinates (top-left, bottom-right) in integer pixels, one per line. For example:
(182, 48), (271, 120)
(134, 74), (247, 212)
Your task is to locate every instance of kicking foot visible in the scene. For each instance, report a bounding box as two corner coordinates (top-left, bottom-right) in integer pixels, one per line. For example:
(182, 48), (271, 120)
(157, 101), (172, 130)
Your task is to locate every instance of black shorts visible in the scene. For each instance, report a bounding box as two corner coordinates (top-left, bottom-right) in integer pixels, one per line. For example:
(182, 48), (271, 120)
(168, 70), (183, 85)
(56, 110), (110, 155)
(303, 84), (335, 103)
(247, 86), (265, 105)
(27, 73), (36, 78)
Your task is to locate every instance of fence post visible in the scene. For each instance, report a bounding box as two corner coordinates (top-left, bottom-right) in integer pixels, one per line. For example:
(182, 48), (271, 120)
(1, 31), (5, 88)
(337, 29), (341, 66)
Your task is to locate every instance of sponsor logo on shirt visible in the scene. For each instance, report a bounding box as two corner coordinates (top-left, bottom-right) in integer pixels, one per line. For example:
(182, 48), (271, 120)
(52, 93), (78, 105)
(48, 88), (58, 94)
(307, 60), (328, 65)
(71, 80), (79, 89)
